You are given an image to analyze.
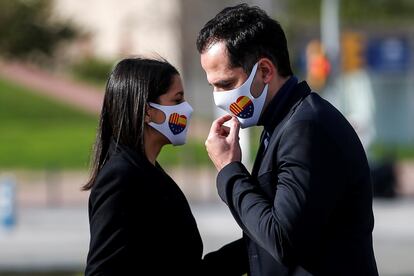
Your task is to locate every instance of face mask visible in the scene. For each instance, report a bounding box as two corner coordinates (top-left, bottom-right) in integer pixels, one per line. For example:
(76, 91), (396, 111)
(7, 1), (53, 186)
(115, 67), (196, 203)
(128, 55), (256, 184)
(148, 101), (193, 146)
(213, 62), (268, 128)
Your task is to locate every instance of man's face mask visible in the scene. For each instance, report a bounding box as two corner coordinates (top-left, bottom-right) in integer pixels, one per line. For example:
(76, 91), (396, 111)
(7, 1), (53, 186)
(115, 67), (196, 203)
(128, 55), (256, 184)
(148, 101), (193, 146)
(213, 62), (268, 128)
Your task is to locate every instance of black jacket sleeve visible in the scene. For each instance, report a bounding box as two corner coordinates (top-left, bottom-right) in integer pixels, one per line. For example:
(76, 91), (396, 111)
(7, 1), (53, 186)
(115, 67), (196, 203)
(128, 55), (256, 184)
(216, 120), (343, 266)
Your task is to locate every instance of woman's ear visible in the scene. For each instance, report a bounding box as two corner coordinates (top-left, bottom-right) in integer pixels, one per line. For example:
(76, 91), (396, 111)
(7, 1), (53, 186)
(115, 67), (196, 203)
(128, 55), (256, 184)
(258, 58), (275, 84)
(144, 103), (152, 123)
(146, 104), (166, 124)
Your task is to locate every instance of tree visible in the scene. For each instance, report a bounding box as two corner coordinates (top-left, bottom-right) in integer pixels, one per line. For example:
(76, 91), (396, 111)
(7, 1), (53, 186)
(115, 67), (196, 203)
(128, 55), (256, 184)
(0, 0), (78, 60)
(286, 0), (414, 26)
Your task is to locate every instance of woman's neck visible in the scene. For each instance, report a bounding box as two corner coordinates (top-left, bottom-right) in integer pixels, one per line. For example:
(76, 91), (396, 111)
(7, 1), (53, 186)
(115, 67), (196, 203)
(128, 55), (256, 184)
(144, 127), (165, 165)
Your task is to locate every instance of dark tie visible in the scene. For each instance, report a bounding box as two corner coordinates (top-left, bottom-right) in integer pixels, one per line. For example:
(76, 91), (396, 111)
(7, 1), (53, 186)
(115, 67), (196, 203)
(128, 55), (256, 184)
(263, 130), (270, 151)
(252, 130), (271, 176)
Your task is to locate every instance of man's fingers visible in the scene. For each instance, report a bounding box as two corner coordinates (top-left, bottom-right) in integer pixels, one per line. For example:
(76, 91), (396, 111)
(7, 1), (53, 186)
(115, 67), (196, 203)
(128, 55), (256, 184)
(219, 125), (230, 136)
(228, 116), (240, 141)
(210, 114), (233, 133)
(212, 114), (233, 130)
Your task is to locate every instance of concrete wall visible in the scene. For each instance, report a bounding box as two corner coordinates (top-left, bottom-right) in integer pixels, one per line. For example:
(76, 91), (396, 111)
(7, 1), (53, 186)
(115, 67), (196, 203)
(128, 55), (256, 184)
(53, 0), (183, 70)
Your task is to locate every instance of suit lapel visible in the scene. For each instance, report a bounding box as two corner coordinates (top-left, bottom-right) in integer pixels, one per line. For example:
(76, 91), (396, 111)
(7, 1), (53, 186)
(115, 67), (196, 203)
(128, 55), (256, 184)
(255, 93), (310, 177)
(252, 130), (267, 178)
(251, 81), (312, 177)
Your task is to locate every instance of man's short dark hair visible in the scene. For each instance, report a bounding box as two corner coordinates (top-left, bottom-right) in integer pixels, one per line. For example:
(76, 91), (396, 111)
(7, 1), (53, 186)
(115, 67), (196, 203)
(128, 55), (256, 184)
(196, 3), (293, 77)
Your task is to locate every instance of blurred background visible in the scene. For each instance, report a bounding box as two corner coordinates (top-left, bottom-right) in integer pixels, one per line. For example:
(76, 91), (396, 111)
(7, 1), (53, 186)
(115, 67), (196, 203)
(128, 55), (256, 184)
(0, 0), (413, 275)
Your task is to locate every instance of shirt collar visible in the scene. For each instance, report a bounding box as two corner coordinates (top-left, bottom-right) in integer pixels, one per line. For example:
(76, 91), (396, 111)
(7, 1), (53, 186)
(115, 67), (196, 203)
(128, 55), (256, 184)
(258, 76), (311, 132)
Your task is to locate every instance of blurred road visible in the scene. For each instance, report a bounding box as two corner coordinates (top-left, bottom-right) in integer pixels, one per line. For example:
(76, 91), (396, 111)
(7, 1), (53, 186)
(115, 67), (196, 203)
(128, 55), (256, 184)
(0, 199), (413, 275)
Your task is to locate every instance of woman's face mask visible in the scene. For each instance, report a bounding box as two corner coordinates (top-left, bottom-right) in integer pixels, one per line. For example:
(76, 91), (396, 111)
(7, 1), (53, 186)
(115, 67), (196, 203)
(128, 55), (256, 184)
(148, 101), (193, 146)
(213, 62), (268, 128)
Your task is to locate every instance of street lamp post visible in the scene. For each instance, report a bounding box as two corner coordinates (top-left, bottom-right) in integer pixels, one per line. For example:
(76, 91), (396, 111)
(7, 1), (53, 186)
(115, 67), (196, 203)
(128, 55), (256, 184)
(321, 0), (340, 79)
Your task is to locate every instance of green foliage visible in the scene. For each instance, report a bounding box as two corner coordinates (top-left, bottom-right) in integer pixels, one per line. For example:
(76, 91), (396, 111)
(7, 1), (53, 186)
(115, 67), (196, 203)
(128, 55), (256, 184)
(341, 0), (414, 25)
(287, 0), (414, 26)
(0, 77), (98, 169)
(0, 77), (266, 169)
(158, 142), (213, 168)
(70, 58), (114, 86)
(0, 0), (78, 59)
(285, 0), (321, 25)
(0, 77), (211, 169)
(371, 143), (414, 162)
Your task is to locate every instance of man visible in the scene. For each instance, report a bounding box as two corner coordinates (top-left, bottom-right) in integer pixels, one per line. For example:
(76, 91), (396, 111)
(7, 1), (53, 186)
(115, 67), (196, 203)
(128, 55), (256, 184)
(198, 4), (378, 276)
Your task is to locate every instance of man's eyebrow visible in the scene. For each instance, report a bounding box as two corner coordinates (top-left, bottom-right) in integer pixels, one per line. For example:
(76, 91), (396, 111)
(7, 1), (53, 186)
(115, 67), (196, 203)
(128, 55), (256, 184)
(212, 78), (236, 87)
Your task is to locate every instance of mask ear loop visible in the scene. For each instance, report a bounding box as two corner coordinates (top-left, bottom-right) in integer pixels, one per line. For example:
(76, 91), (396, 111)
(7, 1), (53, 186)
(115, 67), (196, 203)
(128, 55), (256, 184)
(248, 63), (267, 100)
(147, 103), (167, 126)
(246, 62), (259, 92)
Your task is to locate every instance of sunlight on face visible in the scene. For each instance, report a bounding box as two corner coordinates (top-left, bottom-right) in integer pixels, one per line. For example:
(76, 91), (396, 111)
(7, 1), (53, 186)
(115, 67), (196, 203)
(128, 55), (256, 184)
(200, 42), (266, 98)
(158, 75), (185, 105)
(200, 41), (247, 92)
(150, 74), (185, 124)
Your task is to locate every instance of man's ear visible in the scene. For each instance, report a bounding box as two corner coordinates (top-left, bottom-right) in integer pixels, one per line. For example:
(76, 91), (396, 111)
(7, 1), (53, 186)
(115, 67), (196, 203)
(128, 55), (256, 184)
(258, 58), (275, 84)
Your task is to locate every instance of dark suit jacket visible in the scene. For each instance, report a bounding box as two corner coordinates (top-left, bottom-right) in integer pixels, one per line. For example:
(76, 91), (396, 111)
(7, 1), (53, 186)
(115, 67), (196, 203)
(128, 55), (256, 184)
(85, 142), (248, 275)
(217, 80), (379, 276)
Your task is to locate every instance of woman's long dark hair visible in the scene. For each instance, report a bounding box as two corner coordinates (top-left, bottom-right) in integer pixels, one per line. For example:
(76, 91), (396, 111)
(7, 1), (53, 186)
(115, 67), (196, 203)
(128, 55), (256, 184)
(83, 57), (179, 190)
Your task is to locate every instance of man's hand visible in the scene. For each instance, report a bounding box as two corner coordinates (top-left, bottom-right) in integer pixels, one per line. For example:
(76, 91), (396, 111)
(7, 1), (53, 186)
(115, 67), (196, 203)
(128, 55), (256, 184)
(205, 114), (241, 171)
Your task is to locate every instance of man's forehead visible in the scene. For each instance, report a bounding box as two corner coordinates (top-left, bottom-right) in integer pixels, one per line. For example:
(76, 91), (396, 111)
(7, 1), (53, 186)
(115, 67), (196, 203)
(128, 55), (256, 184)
(200, 41), (249, 86)
(201, 43), (230, 67)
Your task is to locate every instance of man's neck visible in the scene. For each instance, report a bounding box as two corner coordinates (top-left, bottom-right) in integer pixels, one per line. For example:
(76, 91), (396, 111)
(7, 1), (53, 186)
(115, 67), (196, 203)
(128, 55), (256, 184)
(262, 75), (291, 114)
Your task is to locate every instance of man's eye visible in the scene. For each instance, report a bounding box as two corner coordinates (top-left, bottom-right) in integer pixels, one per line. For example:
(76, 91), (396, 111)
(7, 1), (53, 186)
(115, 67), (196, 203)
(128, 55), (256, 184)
(222, 82), (236, 90)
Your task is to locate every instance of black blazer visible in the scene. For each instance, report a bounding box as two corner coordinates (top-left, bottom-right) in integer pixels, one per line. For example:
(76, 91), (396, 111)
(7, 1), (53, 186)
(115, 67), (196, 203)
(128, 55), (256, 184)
(85, 142), (248, 276)
(217, 81), (378, 276)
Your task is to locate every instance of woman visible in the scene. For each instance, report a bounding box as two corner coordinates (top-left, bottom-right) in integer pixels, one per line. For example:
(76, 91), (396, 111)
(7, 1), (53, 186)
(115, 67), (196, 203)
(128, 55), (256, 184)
(84, 57), (247, 275)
